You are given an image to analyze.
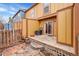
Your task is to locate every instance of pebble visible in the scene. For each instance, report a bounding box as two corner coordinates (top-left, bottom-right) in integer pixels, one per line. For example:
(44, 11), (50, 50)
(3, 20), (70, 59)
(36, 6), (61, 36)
(2, 43), (45, 56)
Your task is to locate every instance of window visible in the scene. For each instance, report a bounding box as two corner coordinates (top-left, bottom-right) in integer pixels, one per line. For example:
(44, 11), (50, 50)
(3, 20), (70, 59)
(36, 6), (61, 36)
(44, 3), (50, 14)
(30, 9), (35, 17)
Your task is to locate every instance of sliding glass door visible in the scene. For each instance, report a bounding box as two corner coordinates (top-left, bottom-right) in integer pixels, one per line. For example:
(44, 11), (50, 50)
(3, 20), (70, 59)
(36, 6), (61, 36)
(44, 21), (54, 35)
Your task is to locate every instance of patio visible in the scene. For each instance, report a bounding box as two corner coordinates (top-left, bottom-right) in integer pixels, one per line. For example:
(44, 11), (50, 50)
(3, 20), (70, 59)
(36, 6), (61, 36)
(1, 35), (75, 56)
(29, 35), (75, 55)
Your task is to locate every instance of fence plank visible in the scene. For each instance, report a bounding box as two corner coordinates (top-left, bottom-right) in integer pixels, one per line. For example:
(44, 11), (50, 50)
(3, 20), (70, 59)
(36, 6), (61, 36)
(0, 29), (22, 49)
(0, 31), (2, 48)
(10, 31), (12, 45)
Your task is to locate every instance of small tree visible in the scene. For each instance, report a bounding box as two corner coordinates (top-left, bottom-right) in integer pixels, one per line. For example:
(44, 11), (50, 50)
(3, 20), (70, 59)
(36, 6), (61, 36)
(9, 17), (13, 23)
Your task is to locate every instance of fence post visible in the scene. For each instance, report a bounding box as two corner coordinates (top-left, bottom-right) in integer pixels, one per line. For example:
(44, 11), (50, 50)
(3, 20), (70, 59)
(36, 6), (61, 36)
(0, 30), (2, 48)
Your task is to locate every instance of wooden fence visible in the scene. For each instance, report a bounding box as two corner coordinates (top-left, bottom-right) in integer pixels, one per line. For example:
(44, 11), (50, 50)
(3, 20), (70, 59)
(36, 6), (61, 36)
(0, 30), (23, 49)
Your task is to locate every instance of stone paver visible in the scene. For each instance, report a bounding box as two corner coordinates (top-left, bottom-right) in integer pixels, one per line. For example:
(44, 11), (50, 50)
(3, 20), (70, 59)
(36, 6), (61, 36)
(30, 35), (75, 54)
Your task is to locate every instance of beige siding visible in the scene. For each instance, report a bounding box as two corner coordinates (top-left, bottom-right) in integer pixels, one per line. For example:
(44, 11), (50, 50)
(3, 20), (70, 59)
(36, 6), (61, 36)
(21, 19), (40, 38)
(56, 3), (73, 11)
(14, 22), (18, 30)
(53, 20), (57, 37)
(22, 19), (27, 38)
(25, 3), (73, 19)
(25, 4), (44, 19)
(50, 4), (57, 13)
(39, 18), (57, 35)
(58, 10), (66, 43)
(35, 4), (43, 18)
(58, 8), (72, 45)
(24, 3), (73, 45)
(66, 8), (72, 45)
(13, 21), (22, 30)
(27, 20), (39, 37)
(25, 8), (35, 18)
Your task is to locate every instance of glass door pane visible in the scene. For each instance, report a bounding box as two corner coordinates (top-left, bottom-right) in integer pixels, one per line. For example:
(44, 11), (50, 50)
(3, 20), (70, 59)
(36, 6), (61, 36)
(44, 21), (53, 35)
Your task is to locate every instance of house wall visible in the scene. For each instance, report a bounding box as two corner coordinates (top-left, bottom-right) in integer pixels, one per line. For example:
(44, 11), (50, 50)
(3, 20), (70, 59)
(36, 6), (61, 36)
(26, 4), (43, 19)
(25, 9), (34, 18)
(22, 19), (39, 38)
(14, 22), (18, 30)
(50, 3), (73, 13)
(24, 3), (74, 46)
(73, 3), (79, 55)
(25, 3), (73, 19)
(12, 3), (79, 54)
(35, 4), (43, 18)
(39, 17), (57, 37)
(27, 19), (39, 37)
(22, 19), (27, 38)
(25, 3), (73, 45)
(13, 22), (22, 30)
(57, 7), (72, 46)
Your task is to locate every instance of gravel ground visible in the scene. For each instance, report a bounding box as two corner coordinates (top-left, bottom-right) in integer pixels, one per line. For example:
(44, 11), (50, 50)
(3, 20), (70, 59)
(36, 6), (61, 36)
(12, 44), (45, 56)
(2, 43), (45, 56)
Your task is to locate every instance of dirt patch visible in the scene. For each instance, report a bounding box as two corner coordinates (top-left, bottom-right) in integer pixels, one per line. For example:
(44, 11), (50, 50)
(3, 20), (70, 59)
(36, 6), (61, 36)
(2, 43), (45, 56)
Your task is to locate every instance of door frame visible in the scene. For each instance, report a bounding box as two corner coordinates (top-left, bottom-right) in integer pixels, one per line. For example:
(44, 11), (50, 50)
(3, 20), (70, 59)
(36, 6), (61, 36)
(43, 20), (54, 36)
